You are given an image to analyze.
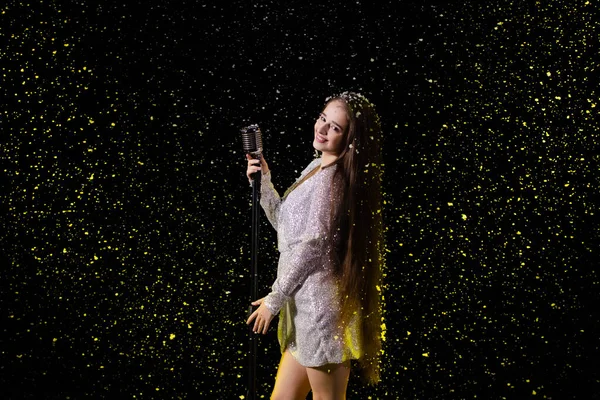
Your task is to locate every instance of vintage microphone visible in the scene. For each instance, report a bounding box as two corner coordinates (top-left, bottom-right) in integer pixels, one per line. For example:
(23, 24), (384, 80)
(241, 124), (262, 400)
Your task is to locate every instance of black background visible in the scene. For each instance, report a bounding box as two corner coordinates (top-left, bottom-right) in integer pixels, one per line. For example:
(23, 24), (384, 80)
(1, 0), (599, 398)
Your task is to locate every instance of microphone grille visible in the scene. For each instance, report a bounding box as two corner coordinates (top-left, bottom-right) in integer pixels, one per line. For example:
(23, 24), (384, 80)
(241, 124), (262, 155)
(254, 127), (263, 151)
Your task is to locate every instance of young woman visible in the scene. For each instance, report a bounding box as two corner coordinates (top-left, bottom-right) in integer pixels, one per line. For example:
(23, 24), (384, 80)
(245, 92), (385, 400)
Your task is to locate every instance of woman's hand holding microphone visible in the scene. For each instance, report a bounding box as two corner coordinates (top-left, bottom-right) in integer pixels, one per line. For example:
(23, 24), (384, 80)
(246, 154), (269, 183)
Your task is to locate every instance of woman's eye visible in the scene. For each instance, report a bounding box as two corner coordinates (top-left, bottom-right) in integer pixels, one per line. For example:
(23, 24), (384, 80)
(331, 125), (340, 132)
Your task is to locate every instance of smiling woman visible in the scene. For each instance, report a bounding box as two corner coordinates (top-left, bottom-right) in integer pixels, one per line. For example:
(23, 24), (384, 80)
(313, 102), (348, 163)
(245, 92), (385, 399)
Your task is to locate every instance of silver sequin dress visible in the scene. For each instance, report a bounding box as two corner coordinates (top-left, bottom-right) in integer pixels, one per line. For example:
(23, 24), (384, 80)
(261, 158), (361, 367)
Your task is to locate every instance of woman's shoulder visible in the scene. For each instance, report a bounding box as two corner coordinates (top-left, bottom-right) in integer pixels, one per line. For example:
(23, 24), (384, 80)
(298, 157), (322, 178)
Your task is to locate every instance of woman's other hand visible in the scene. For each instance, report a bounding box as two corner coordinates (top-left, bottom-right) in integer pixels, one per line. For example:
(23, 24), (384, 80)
(246, 297), (274, 334)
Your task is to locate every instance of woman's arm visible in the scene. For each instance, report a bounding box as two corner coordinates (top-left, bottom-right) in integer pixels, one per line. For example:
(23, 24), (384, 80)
(259, 170), (282, 231)
(263, 168), (339, 315)
(246, 154), (281, 230)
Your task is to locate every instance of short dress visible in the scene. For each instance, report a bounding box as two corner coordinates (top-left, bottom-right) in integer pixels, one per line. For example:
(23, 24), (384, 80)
(261, 158), (361, 367)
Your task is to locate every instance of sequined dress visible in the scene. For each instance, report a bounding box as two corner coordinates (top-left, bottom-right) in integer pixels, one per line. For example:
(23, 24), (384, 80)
(261, 158), (361, 367)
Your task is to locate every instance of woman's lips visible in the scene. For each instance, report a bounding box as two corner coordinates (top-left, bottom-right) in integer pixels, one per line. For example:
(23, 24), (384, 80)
(315, 134), (327, 143)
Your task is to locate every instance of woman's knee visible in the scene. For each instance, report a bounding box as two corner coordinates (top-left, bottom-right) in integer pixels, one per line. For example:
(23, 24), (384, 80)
(271, 386), (310, 400)
(311, 392), (346, 400)
(271, 392), (304, 400)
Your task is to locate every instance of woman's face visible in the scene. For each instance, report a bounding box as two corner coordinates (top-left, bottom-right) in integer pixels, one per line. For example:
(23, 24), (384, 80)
(313, 100), (348, 158)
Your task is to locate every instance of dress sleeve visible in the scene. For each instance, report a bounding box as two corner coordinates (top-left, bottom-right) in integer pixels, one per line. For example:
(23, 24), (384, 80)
(259, 171), (282, 231)
(263, 169), (339, 315)
(259, 158), (320, 232)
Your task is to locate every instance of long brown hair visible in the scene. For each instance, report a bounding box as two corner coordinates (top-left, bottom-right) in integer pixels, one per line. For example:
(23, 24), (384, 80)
(322, 92), (385, 384)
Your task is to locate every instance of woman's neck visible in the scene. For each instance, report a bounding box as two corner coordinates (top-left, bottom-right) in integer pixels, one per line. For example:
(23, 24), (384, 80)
(320, 152), (337, 167)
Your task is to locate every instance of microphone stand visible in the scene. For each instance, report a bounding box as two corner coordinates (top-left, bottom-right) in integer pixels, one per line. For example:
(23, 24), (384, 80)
(247, 157), (261, 400)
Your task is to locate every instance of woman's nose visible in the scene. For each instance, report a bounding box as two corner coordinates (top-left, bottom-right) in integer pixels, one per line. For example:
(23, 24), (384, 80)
(317, 123), (328, 135)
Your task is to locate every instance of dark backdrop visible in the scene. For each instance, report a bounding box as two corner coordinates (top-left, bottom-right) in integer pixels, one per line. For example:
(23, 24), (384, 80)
(1, 0), (598, 398)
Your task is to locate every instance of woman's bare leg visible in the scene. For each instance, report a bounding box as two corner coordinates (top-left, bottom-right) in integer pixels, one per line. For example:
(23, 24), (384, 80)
(306, 361), (351, 400)
(271, 349), (311, 400)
